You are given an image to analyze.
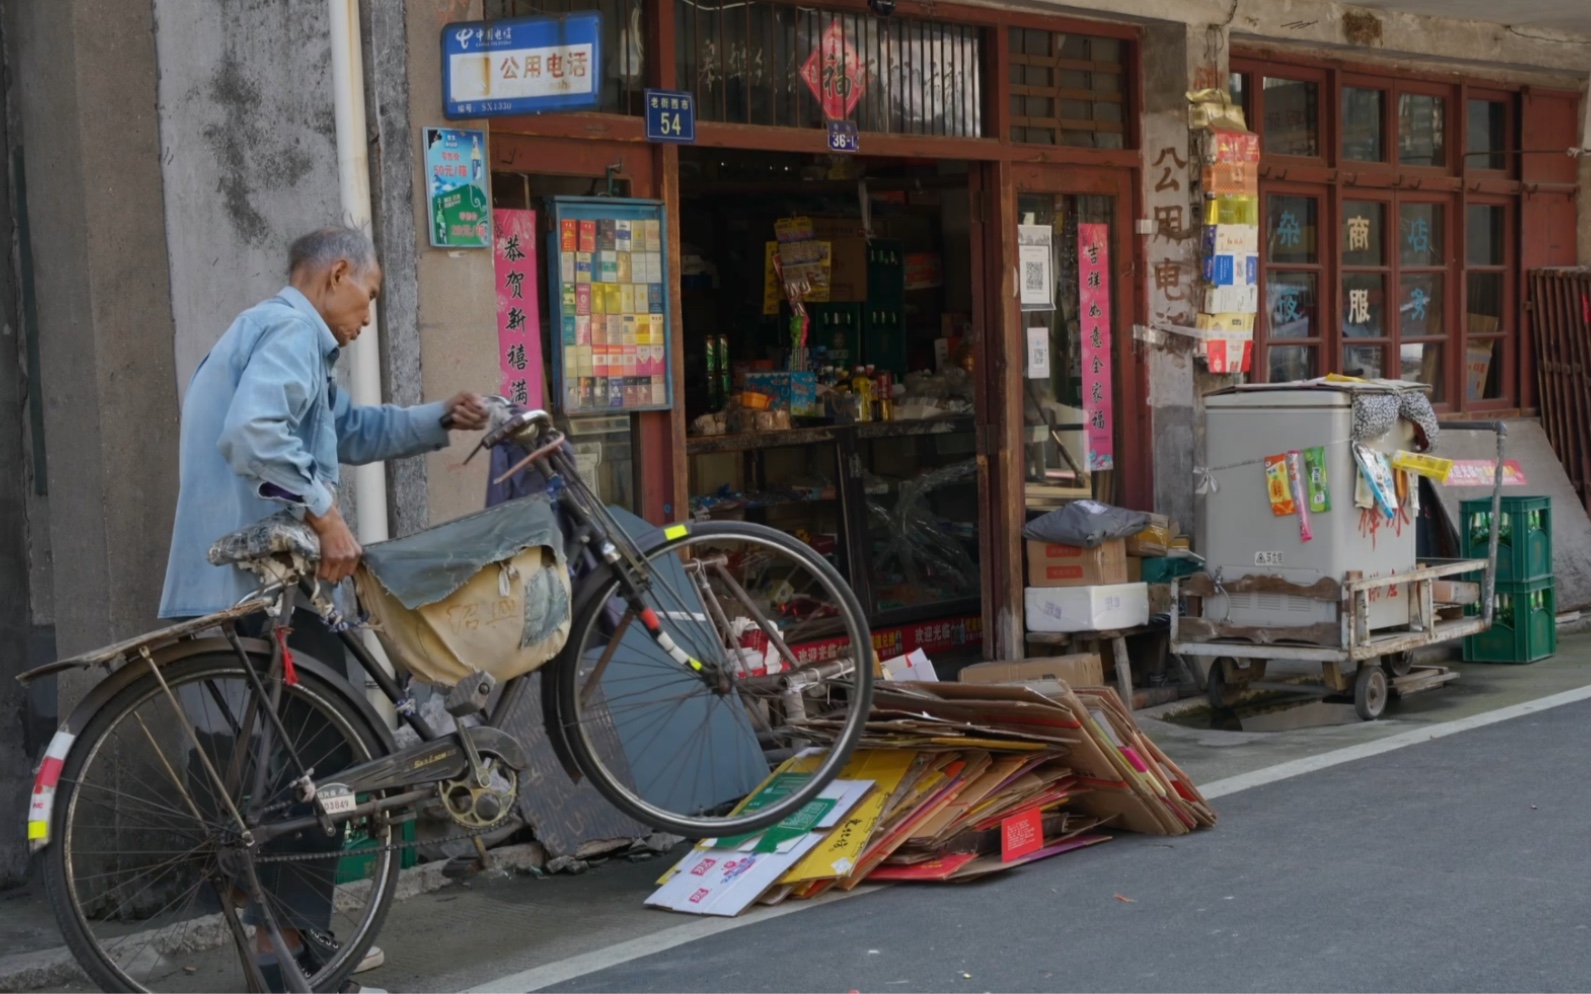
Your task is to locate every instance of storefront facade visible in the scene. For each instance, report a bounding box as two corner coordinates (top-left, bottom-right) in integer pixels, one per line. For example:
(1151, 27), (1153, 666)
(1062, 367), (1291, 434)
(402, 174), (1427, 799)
(480, 0), (1152, 660)
(1231, 49), (1583, 414)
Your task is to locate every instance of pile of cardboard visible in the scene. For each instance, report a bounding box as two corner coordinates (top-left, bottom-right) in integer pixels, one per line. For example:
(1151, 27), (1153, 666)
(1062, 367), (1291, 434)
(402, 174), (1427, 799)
(645, 679), (1215, 916)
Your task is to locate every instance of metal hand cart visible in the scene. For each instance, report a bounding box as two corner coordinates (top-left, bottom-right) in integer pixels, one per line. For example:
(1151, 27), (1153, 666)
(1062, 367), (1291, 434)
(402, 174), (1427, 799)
(1170, 421), (1508, 721)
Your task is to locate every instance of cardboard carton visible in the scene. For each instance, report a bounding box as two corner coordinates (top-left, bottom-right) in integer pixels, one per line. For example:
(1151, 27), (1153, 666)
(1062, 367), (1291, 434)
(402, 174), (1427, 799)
(1202, 223), (1260, 257)
(1203, 253), (1258, 287)
(1025, 583), (1150, 633)
(1202, 163), (1259, 195)
(1026, 539), (1129, 588)
(1203, 283), (1259, 314)
(1127, 556), (1143, 582)
(1196, 312), (1256, 334)
(1124, 515), (1171, 557)
(958, 654), (1105, 689)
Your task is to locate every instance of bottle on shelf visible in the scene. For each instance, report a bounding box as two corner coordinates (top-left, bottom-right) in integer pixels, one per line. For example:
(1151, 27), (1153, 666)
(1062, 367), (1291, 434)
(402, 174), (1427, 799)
(850, 365), (873, 423)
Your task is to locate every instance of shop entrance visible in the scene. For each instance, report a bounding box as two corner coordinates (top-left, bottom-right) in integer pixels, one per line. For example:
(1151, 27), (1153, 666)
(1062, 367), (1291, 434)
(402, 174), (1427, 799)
(679, 148), (986, 667)
(490, 134), (670, 518)
(1012, 165), (1146, 513)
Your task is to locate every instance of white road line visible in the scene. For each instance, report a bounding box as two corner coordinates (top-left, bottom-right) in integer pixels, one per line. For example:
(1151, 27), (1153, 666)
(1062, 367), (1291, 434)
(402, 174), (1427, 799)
(468, 683), (1591, 993)
(1198, 681), (1591, 798)
(463, 887), (880, 994)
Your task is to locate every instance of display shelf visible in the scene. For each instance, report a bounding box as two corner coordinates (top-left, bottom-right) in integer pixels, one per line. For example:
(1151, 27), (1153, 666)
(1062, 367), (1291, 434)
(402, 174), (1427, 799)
(687, 415), (978, 626)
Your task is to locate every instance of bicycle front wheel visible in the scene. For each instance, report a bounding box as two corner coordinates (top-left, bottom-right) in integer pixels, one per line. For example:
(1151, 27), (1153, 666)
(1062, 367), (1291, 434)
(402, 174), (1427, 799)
(554, 520), (874, 838)
(43, 653), (400, 993)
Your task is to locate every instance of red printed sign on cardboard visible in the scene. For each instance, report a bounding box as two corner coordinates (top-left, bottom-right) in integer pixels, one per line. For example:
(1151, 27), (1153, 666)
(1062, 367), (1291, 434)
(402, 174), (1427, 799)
(1001, 808), (1044, 862)
(799, 20), (866, 120)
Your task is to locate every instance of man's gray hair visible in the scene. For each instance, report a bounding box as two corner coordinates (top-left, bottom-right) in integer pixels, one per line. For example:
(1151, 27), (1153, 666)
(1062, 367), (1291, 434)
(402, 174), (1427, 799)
(288, 225), (378, 277)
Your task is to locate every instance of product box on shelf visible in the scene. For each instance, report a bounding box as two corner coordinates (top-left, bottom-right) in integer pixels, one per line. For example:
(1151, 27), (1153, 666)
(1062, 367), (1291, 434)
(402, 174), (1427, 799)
(744, 371), (819, 416)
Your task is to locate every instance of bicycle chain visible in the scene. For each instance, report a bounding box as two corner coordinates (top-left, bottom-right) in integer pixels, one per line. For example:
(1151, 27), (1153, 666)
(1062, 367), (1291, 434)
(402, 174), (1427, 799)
(251, 821), (503, 864)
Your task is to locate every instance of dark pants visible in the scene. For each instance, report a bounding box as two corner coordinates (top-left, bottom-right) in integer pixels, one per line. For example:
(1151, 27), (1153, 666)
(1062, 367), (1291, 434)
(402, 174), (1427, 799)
(230, 609), (355, 935)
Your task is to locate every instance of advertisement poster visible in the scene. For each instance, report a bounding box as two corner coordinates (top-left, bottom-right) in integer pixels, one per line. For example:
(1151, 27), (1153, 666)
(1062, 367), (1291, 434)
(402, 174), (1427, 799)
(1077, 222), (1114, 471)
(426, 127), (491, 248)
(549, 199), (673, 413)
(493, 209), (543, 408)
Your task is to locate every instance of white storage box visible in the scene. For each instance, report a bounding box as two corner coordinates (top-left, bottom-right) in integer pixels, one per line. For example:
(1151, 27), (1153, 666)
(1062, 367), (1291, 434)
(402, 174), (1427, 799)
(1025, 583), (1149, 633)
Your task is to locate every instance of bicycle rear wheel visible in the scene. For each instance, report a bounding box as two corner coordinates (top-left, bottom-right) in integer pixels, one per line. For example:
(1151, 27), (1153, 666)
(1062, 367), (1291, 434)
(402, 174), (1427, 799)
(43, 653), (399, 993)
(554, 520), (874, 838)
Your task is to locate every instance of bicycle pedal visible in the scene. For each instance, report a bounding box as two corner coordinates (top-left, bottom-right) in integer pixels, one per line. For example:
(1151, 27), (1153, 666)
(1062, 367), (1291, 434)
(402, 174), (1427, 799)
(444, 670), (497, 717)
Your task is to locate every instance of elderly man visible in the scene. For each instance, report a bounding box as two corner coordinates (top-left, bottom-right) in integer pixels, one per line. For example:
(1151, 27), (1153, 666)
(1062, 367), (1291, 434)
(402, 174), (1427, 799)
(161, 225), (488, 617)
(159, 226), (489, 992)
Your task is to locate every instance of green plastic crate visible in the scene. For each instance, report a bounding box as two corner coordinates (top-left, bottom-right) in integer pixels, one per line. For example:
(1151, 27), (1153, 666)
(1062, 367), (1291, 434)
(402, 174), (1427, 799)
(336, 819), (416, 885)
(1461, 495), (1552, 583)
(1464, 576), (1557, 664)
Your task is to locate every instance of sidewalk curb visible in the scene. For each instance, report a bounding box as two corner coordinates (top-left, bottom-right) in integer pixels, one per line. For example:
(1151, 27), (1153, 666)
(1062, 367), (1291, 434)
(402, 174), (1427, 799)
(0, 844), (550, 992)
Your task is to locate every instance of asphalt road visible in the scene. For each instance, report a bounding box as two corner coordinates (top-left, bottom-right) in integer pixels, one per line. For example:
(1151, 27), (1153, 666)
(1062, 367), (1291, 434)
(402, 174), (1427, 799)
(527, 698), (1591, 993)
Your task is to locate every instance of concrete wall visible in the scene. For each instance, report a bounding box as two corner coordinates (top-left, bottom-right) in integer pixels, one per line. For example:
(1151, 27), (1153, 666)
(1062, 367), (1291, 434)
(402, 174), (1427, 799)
(12, 0), (181, 701)
(0, 0), (30, 888)
(152, 0), (342, 400)
(405, 0), (498, 528)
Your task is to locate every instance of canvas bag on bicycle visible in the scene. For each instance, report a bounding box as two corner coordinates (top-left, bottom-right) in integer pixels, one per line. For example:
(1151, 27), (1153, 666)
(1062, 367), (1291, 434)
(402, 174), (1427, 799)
(354, 494), (572, 687)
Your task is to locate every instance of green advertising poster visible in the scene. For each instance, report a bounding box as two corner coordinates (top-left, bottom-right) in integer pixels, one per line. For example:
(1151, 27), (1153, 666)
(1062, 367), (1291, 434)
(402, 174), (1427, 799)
(425, 127), (491, 249)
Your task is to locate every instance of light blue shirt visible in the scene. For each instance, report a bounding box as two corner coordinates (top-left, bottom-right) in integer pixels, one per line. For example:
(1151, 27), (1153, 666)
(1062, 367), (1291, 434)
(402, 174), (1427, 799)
(160, 287), (450, 618)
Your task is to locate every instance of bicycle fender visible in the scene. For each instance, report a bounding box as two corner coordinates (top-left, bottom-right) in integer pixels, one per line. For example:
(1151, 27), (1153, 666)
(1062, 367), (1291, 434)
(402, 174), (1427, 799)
(26, 637), (394, 853)
(536, 521), (680, 784)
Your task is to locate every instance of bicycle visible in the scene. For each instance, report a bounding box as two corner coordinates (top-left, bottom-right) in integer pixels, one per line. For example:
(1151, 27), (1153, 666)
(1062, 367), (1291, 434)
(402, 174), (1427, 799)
(24, 400), (874, 993)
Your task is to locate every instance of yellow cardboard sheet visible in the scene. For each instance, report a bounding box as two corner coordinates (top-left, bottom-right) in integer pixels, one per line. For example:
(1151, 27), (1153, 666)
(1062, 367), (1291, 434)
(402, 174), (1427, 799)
(779, 750), (919, 884)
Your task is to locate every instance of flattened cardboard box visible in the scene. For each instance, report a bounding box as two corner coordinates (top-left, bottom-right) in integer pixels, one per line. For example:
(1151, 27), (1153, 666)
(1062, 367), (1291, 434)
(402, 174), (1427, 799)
(1026, 538), (1128, 588)
(958, 654), (1105, 690)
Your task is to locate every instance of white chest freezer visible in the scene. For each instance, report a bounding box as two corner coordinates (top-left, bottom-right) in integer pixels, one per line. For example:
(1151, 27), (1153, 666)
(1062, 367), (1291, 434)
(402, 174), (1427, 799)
(1198, 384), (1418, 632)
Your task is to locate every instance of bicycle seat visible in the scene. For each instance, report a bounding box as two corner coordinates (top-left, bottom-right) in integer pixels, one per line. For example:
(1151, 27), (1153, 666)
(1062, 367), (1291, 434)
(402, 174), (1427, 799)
(207, 511), (321, 567)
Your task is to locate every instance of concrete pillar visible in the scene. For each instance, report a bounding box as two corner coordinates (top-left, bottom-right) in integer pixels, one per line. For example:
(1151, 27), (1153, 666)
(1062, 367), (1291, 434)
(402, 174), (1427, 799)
(367, 1), (431, 537)
(0, 1), (32, 886)
(12, 0), (181, 708)
(1140, 21), (1238, 543)
(404, 0), (498, 528)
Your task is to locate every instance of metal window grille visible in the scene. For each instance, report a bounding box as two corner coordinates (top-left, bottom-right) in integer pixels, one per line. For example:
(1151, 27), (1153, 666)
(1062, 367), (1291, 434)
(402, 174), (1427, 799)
(675, 0), (984, 137)
(1008, 28), (1128, 148)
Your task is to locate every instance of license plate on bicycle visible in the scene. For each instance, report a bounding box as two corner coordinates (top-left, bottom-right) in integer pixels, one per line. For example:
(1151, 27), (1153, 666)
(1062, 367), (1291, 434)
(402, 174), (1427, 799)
(317, 785), (357, 817)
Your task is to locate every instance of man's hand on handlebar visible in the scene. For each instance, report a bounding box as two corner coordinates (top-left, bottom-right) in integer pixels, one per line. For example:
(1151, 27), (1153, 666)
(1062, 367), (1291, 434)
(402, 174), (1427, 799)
(442, 392), (491, 432)
(305, 505), (362, 584)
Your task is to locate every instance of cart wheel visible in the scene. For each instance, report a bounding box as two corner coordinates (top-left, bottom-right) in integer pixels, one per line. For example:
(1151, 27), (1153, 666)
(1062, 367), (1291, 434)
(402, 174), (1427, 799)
(1382, 652), (1414, 678)
(1206, 658), (1243, 710)
(1354, 665), (1389, 721)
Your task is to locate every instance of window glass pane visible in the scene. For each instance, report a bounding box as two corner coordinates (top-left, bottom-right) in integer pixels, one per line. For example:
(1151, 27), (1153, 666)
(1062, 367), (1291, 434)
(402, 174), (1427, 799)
(1262, 77), (1318, 157)
(1267, 273), (1318, 339)
(1466, 204), (1506, 266)
(1465, 338), (1504, 401)
(1269, 345), (1317, 383)
(1342, 87), (1384, 162)
(1400, 273), (1445, 338)
(1342, 201), (1386, 267)
(1399, 203), (1443, 267)
(1266, 196), (1317, 264)
(1399, 93), (1446, 166)
(1342, 273), (1387, 338)
(1466, 272), (1504, 334)
(1466, 100), (1507, 170)
(1343, 344), (1385, 380)
(1400, 343), (1445, 402)
(1230, 72), (1248, 122)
